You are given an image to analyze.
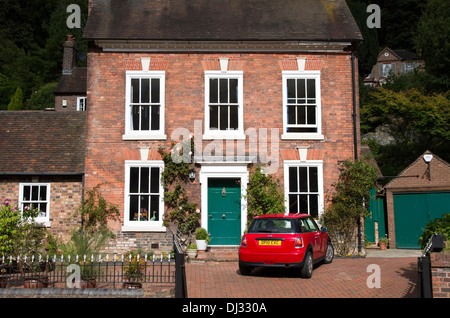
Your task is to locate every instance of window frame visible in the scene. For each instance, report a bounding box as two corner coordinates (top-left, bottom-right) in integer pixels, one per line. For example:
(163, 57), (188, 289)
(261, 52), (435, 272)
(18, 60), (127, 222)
(281, 71), (323, 140)
(204, 71), (245, 140)
(19, 183), (51, 226)
(123, 71), (166, 141)
(77, 97), (87, 111)
(123, 161), (165, 232)
(284, 160), (324, 219)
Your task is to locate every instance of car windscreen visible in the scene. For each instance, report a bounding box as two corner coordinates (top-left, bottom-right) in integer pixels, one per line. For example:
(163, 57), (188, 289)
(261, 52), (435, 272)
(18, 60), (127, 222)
(248, 218), (298, 234)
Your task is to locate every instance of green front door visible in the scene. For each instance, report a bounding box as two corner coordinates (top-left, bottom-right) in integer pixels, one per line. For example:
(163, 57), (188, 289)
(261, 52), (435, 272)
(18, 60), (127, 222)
(207, 178), (241, 245)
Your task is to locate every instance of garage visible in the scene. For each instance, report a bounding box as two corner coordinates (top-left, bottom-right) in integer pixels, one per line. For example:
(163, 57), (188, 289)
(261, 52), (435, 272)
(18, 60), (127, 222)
(384, 151), (450, 249)
(393, 192), (450, 248)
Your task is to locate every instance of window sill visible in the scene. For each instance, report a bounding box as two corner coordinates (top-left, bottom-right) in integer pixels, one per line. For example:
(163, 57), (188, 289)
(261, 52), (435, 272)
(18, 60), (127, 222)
(281, 133), (324, 141)
(122, 134), (167, 141)
(121, 225), (166, 232)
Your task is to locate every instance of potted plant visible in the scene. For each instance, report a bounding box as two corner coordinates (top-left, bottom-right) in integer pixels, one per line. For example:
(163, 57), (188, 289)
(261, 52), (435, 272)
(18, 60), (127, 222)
(123, 252), (145, 289)
(187, 243), (197, 259)
(0, 267), (7, 288)
(22, 257), (49, 288)
(195, 228), (210, 251)
(379, 237), (389, 250)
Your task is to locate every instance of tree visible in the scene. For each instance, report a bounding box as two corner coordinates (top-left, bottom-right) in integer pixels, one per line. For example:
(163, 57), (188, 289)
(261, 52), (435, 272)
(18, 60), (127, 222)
(415, 0), (450, 91)
(320, 158), (378, 256)
(26, 82), (57, 110)
(245, 166), (285, 227)
(7, 87), (23, 110)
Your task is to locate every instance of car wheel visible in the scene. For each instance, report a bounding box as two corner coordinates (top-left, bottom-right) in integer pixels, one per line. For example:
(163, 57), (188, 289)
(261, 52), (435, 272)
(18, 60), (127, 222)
(300, 252), (313, 278)
(239, 263), (252, 276)
(323, 243), (334, 264)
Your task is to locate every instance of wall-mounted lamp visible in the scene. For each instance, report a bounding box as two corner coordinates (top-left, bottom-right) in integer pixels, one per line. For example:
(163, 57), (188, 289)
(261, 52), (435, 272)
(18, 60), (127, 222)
(423, 154), (433, 181)
(189, 169), (196, 182)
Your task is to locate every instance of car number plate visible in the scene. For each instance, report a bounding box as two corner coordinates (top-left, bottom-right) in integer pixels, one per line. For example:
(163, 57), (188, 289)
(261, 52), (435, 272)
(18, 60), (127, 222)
(259, 240), (281, 246)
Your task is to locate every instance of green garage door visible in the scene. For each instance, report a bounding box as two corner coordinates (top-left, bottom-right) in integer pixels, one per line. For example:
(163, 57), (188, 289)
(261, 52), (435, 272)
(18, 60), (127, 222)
(393, 192), (450, 249)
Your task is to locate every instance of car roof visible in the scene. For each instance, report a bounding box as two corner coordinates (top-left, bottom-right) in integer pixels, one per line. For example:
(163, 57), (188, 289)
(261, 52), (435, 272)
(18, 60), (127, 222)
(254, 213), (310, 219)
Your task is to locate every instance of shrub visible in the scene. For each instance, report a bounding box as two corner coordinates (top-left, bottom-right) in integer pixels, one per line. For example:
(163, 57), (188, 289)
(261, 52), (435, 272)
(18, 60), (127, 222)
(419, 213), (450, 249)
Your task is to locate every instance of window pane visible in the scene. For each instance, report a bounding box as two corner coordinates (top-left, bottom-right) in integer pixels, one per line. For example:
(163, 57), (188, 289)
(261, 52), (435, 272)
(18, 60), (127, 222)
(297, 106), (306, 125)
(309, 167), (318, 192)
(141, 79), (150, 103)
(131, 79), (140, 103)
(220, 79), (228, 103)
(132, 105), (140, 130)
(307, 79), (315, 99)
(310, 195), (319, 218)
(287, 106), (296, 124)
(209, 106), (218, 129)
(151, 105), (160, 130)
(129, 195), (138, 221)
(150, 167), (160, 193)
(39, 186), (47, 201)
(150, 195), (159, 221)
(307, 106), (316, 125)
(32, 186), (39, 201)
(210, 79), (218, 103)
(287, 79), (296, 99)
(130, 168), (139, 193)
(289, 167), (298, 192)
(141, 106), (150, 131)
(151, 79), (160, 103)
(289, 194), (298, 213)
(229, 79), (238, 103)
(23, 186), (31, 201)
(297, 79), (306, 99)
(299, 194), (308, 214)
(140, 195), (149, 220)
(229, 106), (238, 130)
(140, 167), (149, 193)
(299, 167), (308, 192)
(220, 105), (228, 130)
(141, 106), (150, 130)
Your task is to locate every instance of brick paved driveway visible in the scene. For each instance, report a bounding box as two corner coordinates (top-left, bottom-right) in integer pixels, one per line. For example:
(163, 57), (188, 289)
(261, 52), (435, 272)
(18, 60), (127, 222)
(185, 257), (419, 298)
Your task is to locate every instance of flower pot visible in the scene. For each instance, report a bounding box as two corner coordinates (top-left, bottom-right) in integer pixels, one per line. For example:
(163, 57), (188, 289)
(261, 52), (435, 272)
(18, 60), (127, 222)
(196, 240), (208, 251)
(24, 276), (49, 288)
(123, 282), (142, 289)
(187, 249), (197, 259)
(379, 242), (387, 250)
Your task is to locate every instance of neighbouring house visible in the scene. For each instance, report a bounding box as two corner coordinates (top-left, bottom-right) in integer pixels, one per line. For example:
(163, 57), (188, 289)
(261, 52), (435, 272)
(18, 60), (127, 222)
(364, 47), (424, 87)
(54, 35), (87, 111)
(0, 110), (86, 243)
(384, 151), (450, 249)
(82, 0), (363, 254)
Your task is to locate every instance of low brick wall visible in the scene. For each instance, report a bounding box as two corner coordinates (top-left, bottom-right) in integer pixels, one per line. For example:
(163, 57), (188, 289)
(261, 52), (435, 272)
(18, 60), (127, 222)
(431, 252), (450, 298)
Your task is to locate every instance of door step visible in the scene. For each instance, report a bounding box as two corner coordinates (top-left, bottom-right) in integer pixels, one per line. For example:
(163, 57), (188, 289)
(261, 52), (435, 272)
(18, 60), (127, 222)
(196, 246), (239, 261)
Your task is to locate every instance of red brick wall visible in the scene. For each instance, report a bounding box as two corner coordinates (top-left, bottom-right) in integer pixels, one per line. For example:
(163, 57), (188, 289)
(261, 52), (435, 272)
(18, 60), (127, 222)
(85, 50), (359, 251)
(431, 252), (450, 298)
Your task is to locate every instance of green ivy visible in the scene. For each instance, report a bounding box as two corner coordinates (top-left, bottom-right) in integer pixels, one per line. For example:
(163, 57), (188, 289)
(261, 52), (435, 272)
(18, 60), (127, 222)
(158, 138), (200, 243)
(245, 166), (285, 228)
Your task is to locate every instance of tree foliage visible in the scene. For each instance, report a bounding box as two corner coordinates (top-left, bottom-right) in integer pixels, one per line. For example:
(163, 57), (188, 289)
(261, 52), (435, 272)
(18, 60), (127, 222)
(245, 166), (285, 228)
(320, 158), (378, 256)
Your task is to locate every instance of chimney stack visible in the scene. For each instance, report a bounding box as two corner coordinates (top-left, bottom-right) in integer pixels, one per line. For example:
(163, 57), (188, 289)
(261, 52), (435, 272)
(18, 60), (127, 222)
(62, 35), (78, 75)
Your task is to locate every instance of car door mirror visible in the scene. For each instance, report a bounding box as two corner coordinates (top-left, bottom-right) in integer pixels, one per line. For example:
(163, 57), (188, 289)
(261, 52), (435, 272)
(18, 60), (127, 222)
(321, 227), (328, 232)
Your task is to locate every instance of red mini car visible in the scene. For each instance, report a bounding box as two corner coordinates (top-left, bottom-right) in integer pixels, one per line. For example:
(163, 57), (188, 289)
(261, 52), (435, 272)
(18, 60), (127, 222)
(238, 214), (334, 278)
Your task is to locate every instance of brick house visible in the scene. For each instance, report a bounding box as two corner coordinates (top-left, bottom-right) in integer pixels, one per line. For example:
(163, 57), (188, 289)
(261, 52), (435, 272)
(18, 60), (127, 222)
(0, 111), (86, 243)
(82, 0), (363, 253)
(364, 47), (424, 87)
(384, 151), (450, 249)
(54, 35), (87, 111)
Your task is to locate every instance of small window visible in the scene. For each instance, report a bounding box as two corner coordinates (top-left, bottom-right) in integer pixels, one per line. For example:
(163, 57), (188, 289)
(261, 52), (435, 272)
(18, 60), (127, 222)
(19, 183), (50, 224)
(124, 161), (164, 231)
(124, 71), (166, 140)
(282, 71), (323, 140)
(204, 71), (244, 140)
(77, 97), (86, 111)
